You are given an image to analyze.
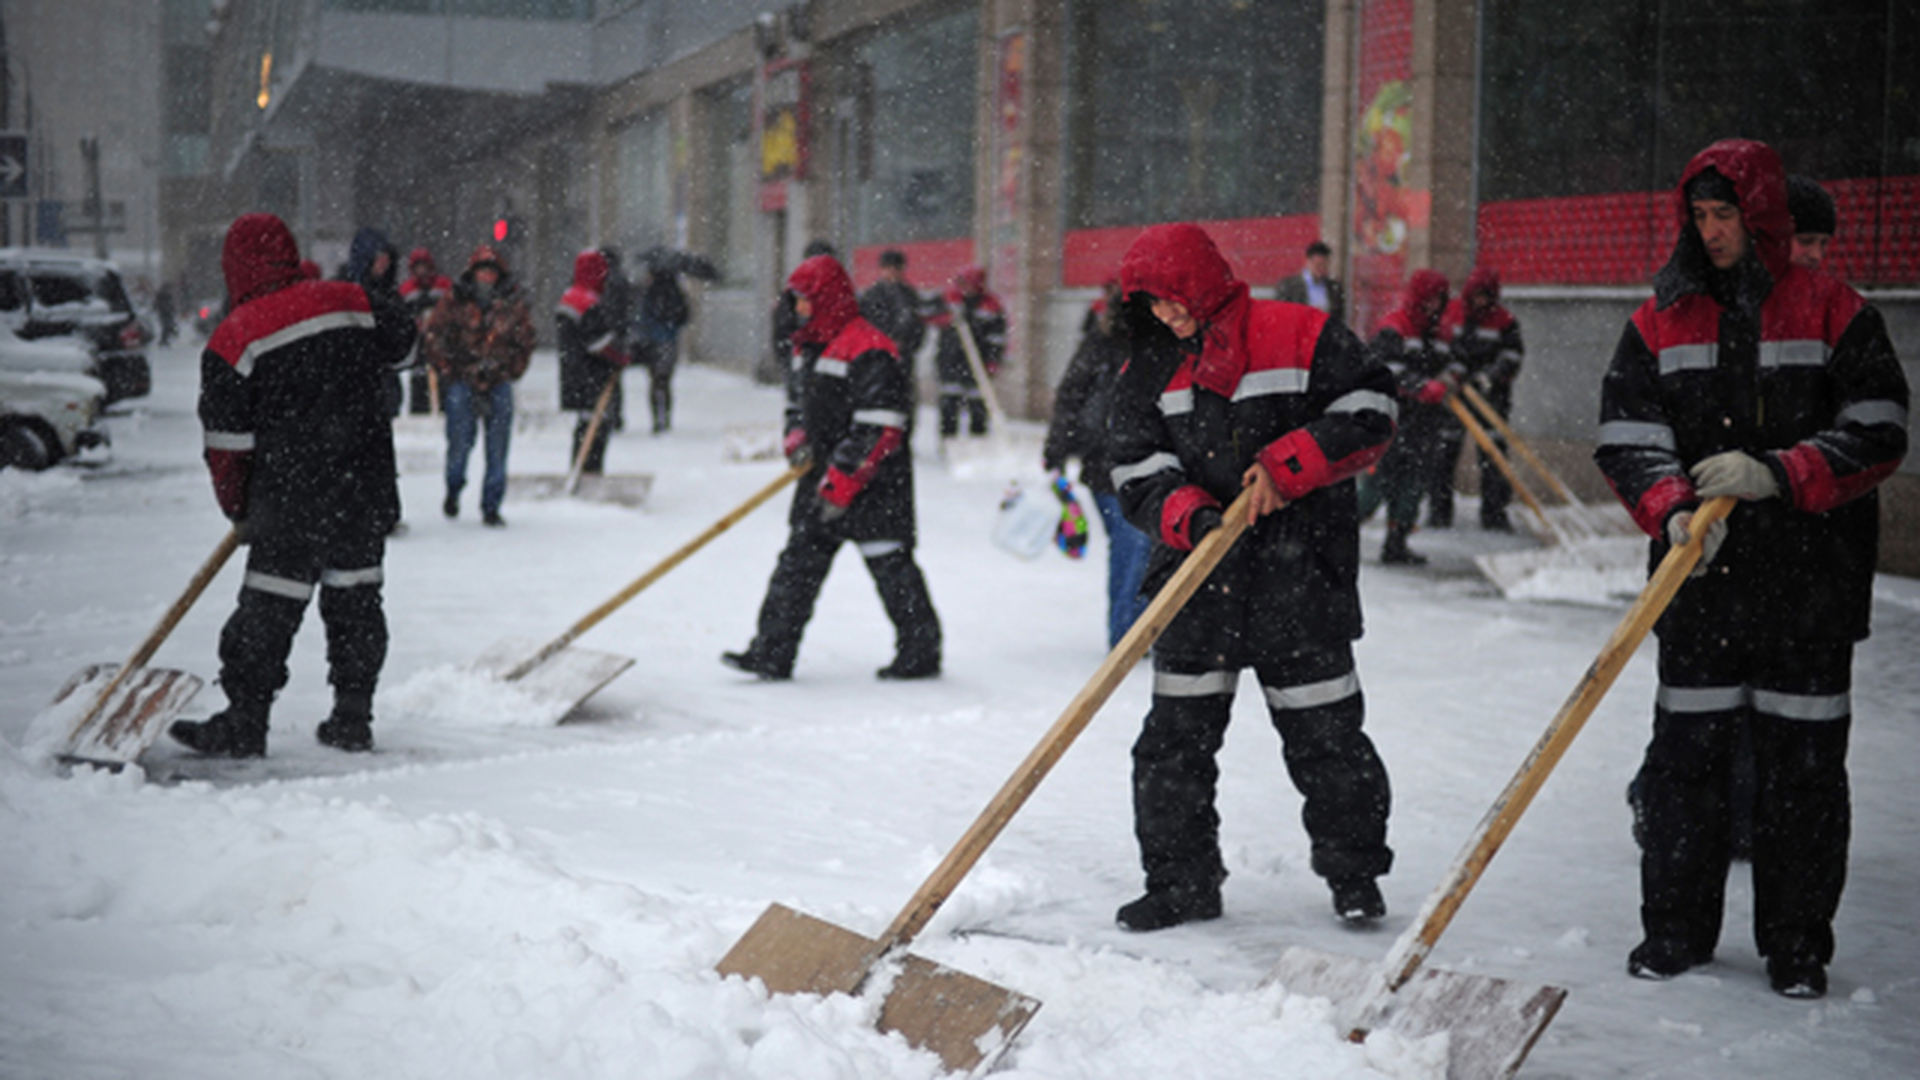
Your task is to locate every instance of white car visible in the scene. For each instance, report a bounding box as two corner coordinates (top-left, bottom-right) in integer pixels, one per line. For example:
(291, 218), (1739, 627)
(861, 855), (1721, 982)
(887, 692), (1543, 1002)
(0, 368), (110, 470)
(0, 323), (97, 379)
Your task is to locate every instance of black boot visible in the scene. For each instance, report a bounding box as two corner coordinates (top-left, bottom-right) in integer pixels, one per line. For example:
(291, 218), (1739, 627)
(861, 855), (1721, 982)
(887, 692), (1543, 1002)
(722, 650), (791, 681)
(170, 707), (268, 759)
(1330, 877), (1386, 926)
(316, 693), (375, 752)
(1116, 883), (1222, 932)
(1381, 522), (1427, 565)
(877, 656), (941, 680)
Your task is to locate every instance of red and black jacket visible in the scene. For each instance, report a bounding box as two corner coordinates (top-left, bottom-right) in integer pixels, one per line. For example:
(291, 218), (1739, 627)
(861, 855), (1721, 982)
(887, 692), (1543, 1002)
(1441, 269), (1523, 391)
(1596, 138), (1910, 645)
(783, 255), (919, 544)
(556, 249), (627, 412)
(1109, 223), (1398, 661)
(200, 214), (413, 539)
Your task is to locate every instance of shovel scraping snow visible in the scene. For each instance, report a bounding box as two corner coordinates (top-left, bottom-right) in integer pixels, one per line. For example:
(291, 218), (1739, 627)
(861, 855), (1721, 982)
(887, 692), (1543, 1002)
(1264, 497), (1735, 1079)
(718, 489), (1258, 1073)
(27, 527), (241, 768)
(476, 466), (804, 718)
(509, 374), (653, 507)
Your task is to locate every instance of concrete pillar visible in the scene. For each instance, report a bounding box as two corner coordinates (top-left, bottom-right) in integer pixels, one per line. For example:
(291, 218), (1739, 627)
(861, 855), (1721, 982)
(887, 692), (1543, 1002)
(976, 0), (1066, 420)
(1407, 0), (1476, 283)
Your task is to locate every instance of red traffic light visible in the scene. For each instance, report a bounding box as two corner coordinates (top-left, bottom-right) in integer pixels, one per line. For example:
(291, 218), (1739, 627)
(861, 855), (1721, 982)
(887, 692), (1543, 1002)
(492, 218), (509, 242)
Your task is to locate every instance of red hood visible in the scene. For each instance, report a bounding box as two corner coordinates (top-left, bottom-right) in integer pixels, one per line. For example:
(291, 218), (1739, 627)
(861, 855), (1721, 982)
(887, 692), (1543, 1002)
(1676, 139), (1792, 279)
(223, 213), (304, 307)
(571, 249), (608, 293)
(465, 244), (510, 280)
(1118, 223), (1254, 397)
(1463, 266), (1500, 303)
(408, 247), (436, 273)
(951, 264), (988, 297)
(1395, 269), (1451, 333)
(788, 255), (862, 346)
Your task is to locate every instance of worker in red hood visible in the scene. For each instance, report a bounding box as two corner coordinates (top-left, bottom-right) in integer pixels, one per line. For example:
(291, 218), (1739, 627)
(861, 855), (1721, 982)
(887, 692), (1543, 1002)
(1597, 138), (1909, 999)
(1105, 221), (1399, 932)
(171, 212), (415, 758)
(555, 248), (630, 474)
(929, 264), (1007, 439)
(399, 247), (454, 414)
(1440, 266), (1525, 531)
(1366, 268), (1460, 562)
(723, 254), (942, 682)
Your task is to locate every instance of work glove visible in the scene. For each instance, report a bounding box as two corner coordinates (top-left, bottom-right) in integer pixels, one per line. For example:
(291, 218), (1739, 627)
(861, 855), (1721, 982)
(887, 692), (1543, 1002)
(783, 428), (813, 470)
(1189, 506), (1224, 546)
(1667, 508), (1727, 577)
(1415, 378), (1451, 405)
(1690, 451), (1778, 501)
(1470, 369), (1495, 395)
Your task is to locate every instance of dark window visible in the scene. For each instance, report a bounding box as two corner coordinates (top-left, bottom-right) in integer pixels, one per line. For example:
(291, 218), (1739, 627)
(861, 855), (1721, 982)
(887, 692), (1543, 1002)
(1065, 0), (1324, 229)
(1480, 0), (1920, 202)
(844, 6), (979, 246)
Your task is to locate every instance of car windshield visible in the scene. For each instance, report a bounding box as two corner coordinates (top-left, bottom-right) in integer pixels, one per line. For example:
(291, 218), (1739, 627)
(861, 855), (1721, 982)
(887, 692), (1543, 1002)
(26, 267), (131, 316)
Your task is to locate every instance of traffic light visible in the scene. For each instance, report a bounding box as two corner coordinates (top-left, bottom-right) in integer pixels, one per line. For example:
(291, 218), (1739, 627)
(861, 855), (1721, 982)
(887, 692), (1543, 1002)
(492, 217), (510, 243)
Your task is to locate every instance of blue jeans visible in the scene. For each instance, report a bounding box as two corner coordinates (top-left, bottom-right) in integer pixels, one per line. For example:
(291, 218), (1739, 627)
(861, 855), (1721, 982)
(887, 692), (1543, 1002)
(444, 380), (514, 515)
(1097, 491), (1152, 649)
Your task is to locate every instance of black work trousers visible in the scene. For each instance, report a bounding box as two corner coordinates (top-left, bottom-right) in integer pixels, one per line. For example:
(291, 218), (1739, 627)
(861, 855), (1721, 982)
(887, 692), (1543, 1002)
(1634, 637), (1853, 966)
(1132, 644), (1393, 895)
(218, 522), (387, 716)
(746, 525), (941, 673)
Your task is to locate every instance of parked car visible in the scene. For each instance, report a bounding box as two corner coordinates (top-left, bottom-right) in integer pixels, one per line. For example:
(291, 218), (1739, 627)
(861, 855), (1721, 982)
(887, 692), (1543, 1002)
(0, 248), (152, 404)
(0, 324), (98, 380)
(0, 369), (109, 471)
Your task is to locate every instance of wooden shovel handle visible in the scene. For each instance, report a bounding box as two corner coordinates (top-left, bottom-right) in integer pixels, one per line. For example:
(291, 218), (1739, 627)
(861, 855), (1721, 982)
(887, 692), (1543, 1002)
(501, 466), (806, 682)
(565, 372), (621, 495)
(68, 526), (242, 744)
(1459, 383), (1582, 509)
(1372, 495), (1736, 997)
(879, 486), (1259, 951)
(954, 319), (1010, 434)
(1444, 395), (1556, 539)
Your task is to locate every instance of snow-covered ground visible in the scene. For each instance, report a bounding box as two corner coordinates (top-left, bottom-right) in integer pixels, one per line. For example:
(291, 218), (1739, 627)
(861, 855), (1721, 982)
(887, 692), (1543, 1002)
(3, 342), (1916, 1079)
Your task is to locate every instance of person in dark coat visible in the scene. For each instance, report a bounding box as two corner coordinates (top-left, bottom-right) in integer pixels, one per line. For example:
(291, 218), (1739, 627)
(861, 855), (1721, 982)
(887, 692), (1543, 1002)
(422, 245), (537, 528)
(170, 212), (416, 758)
(1368, 269), (1459, 562)
(1786, 174), (1838, 272)
(929, 265), (1007, 438)
(633, 246), (717, 434)
(1596, 138), (1908, 999)
(724, 254), (942, 682)
(1439, 266), (1524, 531)
(1107, 222), (1398, 932)
(556, 249), (630, 473)
(1042, 277), (1149, 648)
(398, 248), (452, 414)
(341, 226), (409, 420)
(859, 248), (931, 364)
(1274, 239), (1346, 327)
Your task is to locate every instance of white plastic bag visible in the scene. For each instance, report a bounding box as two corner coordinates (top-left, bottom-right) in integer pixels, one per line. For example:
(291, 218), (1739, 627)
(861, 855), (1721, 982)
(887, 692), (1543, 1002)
(991, 482), (1057, 560)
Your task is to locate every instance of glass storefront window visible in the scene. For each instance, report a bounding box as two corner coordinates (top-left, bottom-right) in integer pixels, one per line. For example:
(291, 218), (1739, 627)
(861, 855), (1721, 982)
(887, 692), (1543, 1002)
(843, 6), (979, 246)
(617, 110), (674, 253)
(1064, 0), (1324, 229)
(700, 77), (759, 285)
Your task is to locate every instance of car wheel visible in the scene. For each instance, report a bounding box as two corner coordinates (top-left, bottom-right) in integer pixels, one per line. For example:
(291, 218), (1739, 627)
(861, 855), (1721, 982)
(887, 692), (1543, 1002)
(0, 420), (56, 471)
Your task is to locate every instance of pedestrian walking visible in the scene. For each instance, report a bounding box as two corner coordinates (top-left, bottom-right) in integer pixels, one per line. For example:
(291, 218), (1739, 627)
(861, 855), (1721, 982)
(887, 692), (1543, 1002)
(423, 245), (536, 528)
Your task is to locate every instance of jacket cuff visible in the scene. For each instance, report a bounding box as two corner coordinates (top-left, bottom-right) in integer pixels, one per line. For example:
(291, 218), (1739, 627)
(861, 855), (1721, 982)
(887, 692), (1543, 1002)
(1160, 484), (1222, 551)
(1257, 429), (1330, 501)
(819, 465), (862, 509)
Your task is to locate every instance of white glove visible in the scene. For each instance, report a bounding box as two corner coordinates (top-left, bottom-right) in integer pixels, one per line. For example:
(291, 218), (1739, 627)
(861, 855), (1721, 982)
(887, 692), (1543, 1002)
(1690, 451), (1778, 500)
(1667, 509), (1728, 576)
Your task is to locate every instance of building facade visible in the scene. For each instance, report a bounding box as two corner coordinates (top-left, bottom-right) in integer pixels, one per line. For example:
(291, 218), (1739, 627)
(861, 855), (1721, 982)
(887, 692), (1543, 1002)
(176, 0), (1920, 567)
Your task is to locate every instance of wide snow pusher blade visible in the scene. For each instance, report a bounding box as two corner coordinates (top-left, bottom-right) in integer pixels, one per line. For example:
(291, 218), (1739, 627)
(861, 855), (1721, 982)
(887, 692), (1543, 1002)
(1263, 498), (1734, 1079)
(718, 490), (1259, 1073)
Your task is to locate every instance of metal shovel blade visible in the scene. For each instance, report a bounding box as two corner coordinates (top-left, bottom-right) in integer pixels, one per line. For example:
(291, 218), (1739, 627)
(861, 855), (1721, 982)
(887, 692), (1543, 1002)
(1267, 945), (1565, 1080)
(506, 472), (654, 507)
(29, 663), (205, 767)
(473, 636), (635, 722)
(717, 903), (1039, 1075)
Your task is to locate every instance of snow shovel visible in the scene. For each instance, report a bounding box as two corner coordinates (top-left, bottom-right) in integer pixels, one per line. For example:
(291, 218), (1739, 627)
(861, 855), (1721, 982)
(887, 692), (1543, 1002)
(717, 487), (1259, 1074)
(475, 465), (806, 717)
(1460, 383), (1635, 542)
(508, 372), (653, 508)
(26, 526), (242, 768)
(1443, 394), (1561, 543)
(1266, 497), (1735, 1079)
(940, 318), (1020, 470)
